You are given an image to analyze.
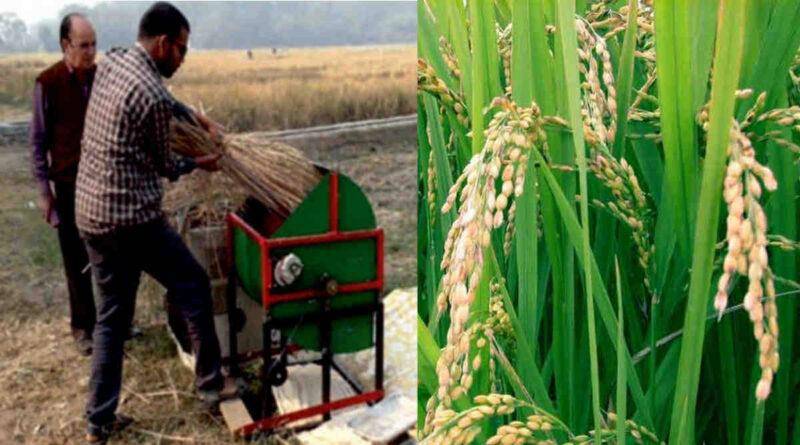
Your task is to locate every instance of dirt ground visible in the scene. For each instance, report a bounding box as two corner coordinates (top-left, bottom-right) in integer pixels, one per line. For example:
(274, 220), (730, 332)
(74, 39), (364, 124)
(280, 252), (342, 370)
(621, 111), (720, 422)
(0, 130), (416, 444)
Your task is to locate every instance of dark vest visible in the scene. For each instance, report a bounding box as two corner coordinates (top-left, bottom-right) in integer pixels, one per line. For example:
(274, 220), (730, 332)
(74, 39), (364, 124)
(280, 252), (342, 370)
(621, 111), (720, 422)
(36, 60), (95, 183)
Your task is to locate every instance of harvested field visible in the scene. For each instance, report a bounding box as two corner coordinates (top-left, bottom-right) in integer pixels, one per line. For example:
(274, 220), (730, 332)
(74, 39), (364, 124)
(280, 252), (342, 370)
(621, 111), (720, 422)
(0, 45), (415, 130)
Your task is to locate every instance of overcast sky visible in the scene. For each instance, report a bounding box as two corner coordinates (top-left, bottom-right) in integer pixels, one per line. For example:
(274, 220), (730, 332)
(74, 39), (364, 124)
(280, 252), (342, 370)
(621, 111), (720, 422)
(0, 0), (408, 26)
(0, 0), (101, 25)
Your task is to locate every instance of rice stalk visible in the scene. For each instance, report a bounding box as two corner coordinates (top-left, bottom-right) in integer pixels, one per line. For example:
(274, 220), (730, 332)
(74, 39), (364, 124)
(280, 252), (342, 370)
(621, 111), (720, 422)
(169, 120), (321, 217)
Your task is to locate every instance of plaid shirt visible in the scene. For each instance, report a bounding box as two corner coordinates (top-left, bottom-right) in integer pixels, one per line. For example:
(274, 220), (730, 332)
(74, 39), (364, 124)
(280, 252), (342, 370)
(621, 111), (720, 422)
(76, 43), (193, 235)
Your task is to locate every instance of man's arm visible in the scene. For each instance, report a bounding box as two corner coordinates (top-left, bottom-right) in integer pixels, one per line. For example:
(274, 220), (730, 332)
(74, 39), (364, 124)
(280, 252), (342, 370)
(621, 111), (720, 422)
(29, 82), (58, 226)
(146, 98), (196, 182)
(163, 99), (223, 173)
(171, 100), (197, 125)
(29, 82), (51, 196)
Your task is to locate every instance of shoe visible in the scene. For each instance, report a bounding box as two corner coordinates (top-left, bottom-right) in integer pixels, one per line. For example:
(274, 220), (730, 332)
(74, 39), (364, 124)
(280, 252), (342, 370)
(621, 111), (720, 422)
(198, 389), (222, 414)
(126, 325), (143, 341)
(72, 330), (93, 357)
(84, 414), (134, 444)
(220, 376), (242, 400)
(75, 337), (93, 356)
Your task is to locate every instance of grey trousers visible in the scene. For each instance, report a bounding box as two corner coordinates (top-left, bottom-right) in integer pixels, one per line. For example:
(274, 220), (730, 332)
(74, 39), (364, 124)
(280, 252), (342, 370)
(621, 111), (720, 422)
(81, 217), (222, 433)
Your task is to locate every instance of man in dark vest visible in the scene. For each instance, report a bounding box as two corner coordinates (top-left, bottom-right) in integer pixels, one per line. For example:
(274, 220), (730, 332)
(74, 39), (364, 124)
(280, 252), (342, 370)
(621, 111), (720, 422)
(29, 13), (98, 356)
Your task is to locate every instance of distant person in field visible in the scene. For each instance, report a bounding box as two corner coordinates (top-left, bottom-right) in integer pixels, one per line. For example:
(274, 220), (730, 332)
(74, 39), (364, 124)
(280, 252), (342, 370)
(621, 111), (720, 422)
(75, 2), (224, 443)
(246, 48), (253, 59)
(29, 13), (98, 357)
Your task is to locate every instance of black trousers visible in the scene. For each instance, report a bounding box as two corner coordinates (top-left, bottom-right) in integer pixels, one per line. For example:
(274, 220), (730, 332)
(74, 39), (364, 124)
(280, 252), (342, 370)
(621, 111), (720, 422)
(52, 181), (96, 337)
(81, 217), (222, 432)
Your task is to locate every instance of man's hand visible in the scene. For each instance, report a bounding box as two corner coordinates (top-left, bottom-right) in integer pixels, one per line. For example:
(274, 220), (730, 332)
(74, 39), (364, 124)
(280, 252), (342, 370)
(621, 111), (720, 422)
(194, 112), (225, 143)
(195, 153), (222, 172)
(37, 193), (59, 227)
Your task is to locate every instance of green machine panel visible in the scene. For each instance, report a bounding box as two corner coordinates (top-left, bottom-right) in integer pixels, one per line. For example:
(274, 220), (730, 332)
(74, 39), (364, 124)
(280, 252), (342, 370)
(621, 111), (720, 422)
(230, 172), (382, 353)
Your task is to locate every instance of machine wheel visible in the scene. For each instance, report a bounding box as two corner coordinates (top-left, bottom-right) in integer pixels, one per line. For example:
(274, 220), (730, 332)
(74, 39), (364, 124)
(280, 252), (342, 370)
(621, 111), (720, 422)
(268, 361), (288, 386)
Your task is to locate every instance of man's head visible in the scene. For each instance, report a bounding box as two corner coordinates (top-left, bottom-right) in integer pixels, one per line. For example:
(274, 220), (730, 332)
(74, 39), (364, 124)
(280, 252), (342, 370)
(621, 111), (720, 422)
(59, 13), (96, 71)
(137, 2), (190, 78)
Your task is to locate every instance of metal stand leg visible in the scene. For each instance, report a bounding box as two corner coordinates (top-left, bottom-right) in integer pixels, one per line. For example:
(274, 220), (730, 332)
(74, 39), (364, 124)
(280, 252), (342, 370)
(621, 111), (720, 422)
(320, 298), (332, 421)
(226, 265), (239, 377)
(261, 315), (276, 417)
(375, 299), (384, 394)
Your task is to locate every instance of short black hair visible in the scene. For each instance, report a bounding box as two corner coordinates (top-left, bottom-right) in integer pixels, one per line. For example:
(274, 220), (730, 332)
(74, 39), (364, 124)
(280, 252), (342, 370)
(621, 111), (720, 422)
(138, 2), (190, 40)
(59, 12), (86, 42)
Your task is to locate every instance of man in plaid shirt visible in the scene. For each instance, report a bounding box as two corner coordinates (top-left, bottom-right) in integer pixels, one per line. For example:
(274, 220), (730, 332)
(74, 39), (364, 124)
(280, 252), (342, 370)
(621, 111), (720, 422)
(75, 3), (223, 443)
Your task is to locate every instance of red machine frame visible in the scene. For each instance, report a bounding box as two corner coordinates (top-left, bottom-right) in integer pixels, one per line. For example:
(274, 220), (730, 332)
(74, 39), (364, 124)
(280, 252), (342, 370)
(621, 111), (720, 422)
(224, 172), (385, 437)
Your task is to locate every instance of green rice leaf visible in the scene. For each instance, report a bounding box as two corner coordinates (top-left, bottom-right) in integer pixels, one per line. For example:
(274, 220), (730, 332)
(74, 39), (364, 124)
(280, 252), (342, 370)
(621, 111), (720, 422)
(668, 1), (747, 442)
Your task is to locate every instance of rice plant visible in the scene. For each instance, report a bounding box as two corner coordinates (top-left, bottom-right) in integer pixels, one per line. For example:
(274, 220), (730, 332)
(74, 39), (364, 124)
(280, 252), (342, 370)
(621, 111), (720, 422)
(417, 1), (800, 443)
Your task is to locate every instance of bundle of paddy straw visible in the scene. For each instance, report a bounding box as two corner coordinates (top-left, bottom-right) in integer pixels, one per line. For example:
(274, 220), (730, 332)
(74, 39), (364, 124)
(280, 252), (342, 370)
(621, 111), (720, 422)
(169, 119), (322, 217)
